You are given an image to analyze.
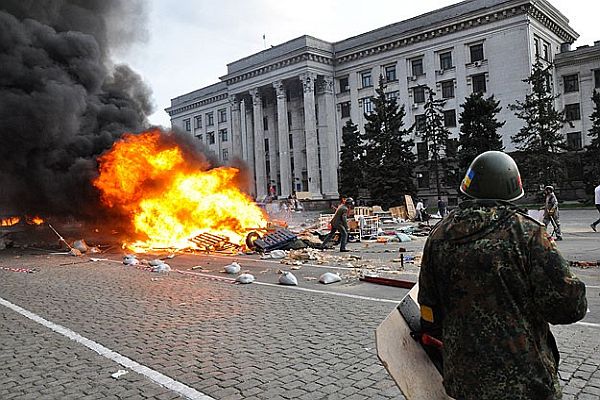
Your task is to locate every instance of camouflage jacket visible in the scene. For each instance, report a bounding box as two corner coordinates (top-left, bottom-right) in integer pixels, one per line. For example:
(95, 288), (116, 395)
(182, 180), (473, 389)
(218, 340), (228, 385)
(418, 200), (587, 400)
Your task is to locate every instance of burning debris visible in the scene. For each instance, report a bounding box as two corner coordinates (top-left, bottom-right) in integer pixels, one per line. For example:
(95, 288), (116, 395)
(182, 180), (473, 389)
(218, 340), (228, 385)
(93, 130), (268, 252)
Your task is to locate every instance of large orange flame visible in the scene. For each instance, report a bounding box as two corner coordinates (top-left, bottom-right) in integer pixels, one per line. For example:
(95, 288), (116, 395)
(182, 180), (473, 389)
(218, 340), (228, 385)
(93, 130), (267, 252)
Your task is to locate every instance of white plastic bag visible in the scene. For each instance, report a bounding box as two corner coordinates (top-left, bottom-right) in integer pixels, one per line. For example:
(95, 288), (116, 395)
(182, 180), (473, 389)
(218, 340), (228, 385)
(319, 272), (341, 284)
(279, 271), (298, 286)
(72, 239), (89, 253)
(148, 259), (163, 266)
(266, 249), (286, 259)
(153, 263), (171, 273)
(224, 262), (241, 274)
(123, 255), (139, 265)
(236, 273), (255, 284)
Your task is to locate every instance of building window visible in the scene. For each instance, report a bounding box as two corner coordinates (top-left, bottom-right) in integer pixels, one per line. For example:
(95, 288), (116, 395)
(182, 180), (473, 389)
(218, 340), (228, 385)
(386, 91), (399, 101)
(413, 86), (426, 104)
(194, 115), (202, 129)
(563, 74), (579, 93)
(340, 102), (351, 118)
(218, 108), (227, 123)
(543, 42), (550, 61)
(470, 43), (484, 63)
(415, 114), (426, 132)
(184, 118), (191, 131)
(287, 111), (292, 129)
(534, 38), (540, 58)
(207, 131), (215, 145)
(264, 138), (269, 152)
(222, 149), (229, 162)
(472, 74), (487, 93)
(417, 170), (430, 188)
(567, 132), (582, 150)
(289, 133), (293, 149)
(195, 134), (203, 142)
(441, 80), (454, 99)
(417, 141), (428, 161)
(206, 112), (214, 126)
(263, 116), (269, 130)
(411, 58), (424, 76)
(339, 77), (349, 92)
(565, 104), (581, 121)
(362, 97), (373, 114)
(385, 65), (397, 82)
(361, 71), (372, 88)
(595, 70), (600, 88)
(443, 110), (457, 127)
(439, 51), (453, 70)
(219, 128), (228, 142)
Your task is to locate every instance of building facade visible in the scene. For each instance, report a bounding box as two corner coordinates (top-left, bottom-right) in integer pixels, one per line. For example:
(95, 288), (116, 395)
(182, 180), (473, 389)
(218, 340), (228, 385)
(167, 0), (598, 204)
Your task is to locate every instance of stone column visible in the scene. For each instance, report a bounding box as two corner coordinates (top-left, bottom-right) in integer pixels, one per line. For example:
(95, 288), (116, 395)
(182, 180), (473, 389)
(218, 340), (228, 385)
(240, 97), (248, 161)
(273, 80), (292, 198)
(249, 88), (267, 199)
(229, 95), (242, 159)
(300, 72), (322, 199)
(320, 75), (339, 198)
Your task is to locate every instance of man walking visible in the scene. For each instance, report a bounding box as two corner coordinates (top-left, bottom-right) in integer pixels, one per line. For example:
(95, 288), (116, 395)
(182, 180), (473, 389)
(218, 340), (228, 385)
(592, 183), (600, 232)
(419, 151), (587, 400)
(543, 185), (562, 240)
(321, 197), (354, 252)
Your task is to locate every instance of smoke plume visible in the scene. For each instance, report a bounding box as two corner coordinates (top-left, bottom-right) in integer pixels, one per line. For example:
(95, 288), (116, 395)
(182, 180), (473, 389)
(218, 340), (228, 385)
(0, 0), (153, 218)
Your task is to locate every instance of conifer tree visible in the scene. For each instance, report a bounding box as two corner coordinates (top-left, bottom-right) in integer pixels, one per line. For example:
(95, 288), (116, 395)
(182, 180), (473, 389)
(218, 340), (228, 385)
(338, 119), (363, 198)
(458, 93), (505, 171)
(584, 90), (600, 192)
(362, 76), (415, 208)
(509, 60), (567, 189)
(419, 88), (450, 200)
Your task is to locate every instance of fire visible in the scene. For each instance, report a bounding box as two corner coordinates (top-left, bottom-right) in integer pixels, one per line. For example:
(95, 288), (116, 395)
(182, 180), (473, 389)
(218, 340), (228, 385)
(26, 216), (45, 225)
(0, 216), (20, 227)
(93, 129), (267, 251)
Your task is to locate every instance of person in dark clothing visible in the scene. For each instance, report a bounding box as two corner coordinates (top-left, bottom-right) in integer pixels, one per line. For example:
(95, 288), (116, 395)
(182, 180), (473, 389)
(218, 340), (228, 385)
(437, 197), (447, 217)
(321, 197), (354, 252)
(419, 151), (587, 400)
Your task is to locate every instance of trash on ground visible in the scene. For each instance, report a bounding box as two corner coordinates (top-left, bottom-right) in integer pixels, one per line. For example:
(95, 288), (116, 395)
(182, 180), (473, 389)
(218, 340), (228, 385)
(68, 248), (82, 257)
(111, 370), (129, 379)
(236, 273), (255, 284)
(395, 232), (412, 242)
(261, 249), (286, 259)
(224, 262), (241, 274)
(152, 262), (171, 273)
(278, 271), (298, 285)
(0, 266), (35, 273)
(123, 254), (139, 265)
(319, 272), (341, 284)
(72, 239), (89, 253)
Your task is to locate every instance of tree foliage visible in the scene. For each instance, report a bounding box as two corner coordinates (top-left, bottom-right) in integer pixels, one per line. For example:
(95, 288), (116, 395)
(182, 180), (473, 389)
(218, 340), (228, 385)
(509, 60), (567, 190)
(418, 88), (450, 199)
(338, 119), (364, 198)
(361, 76), (415, 208)
(584, 90), (600, 192)
(458, 93), (505, 172)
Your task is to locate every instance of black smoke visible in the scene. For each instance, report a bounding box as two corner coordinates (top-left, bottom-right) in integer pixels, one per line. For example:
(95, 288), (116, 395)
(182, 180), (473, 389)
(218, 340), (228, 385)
(0, 0), (153, 219)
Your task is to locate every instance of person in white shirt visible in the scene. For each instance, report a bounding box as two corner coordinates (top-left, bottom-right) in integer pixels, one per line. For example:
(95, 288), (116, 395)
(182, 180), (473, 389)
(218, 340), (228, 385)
(591, 184), (600, 232)
(416, 199), (425, 221)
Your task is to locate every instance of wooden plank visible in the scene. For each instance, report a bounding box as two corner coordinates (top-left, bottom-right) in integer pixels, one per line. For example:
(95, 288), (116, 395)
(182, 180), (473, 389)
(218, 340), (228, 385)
(359, 276), (416, 289)
(376, 284), (452, 400)
(404, 195), (416, 220)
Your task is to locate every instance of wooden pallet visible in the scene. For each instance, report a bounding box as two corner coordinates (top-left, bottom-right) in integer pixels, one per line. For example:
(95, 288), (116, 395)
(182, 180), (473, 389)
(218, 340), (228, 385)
(189, 232), (240, 252)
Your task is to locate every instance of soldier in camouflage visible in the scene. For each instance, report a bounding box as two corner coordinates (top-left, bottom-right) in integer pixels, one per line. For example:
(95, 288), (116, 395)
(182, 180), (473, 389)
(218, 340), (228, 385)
(418, 151), (587, 400)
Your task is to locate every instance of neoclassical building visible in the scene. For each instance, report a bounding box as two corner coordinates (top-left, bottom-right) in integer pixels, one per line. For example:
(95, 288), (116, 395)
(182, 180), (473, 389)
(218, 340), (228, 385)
(167, 0), (598, 203)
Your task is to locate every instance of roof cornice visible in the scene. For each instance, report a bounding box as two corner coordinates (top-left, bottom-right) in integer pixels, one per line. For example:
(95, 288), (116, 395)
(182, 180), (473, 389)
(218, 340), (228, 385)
(165, 93), (228, 116)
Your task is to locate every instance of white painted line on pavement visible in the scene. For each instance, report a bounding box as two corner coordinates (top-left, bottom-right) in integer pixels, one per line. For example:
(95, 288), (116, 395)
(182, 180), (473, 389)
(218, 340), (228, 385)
(575, 321), (600, 329)
(180, 271), (401, 304)
(201, 252), (356, 271)
(585, 285), (600, 289)
(0, 296), (214, 400)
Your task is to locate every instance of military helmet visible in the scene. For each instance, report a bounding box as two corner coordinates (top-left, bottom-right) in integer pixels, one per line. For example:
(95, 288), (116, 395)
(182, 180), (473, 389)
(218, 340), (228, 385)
(545, 185), (554, 192)
(460, 151), (524, 201)
(344, 197), (354, 206)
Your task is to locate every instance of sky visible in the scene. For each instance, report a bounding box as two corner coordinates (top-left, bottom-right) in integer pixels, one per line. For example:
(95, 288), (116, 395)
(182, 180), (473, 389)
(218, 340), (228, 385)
(112, 0), (599, 128)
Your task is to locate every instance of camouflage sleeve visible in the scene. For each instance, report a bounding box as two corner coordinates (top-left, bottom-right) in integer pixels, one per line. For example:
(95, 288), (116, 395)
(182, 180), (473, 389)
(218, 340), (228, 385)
(418, 238), (443, 337)
(528, 225), (587, 325)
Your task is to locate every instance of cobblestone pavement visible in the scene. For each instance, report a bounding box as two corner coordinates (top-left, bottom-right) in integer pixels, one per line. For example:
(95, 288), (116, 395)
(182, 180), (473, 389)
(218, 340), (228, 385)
(0, 207), (599, 399)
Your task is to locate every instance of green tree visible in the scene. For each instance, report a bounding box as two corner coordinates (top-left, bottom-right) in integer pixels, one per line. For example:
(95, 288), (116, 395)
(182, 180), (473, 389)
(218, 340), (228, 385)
(418, 87), (450, 200)
(362, 76), (415, 208)
(338, 119), (363, 198)
(458, 93), (505, 171)
(509, 60), (567, 190)
(583, 90), (600, 192)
